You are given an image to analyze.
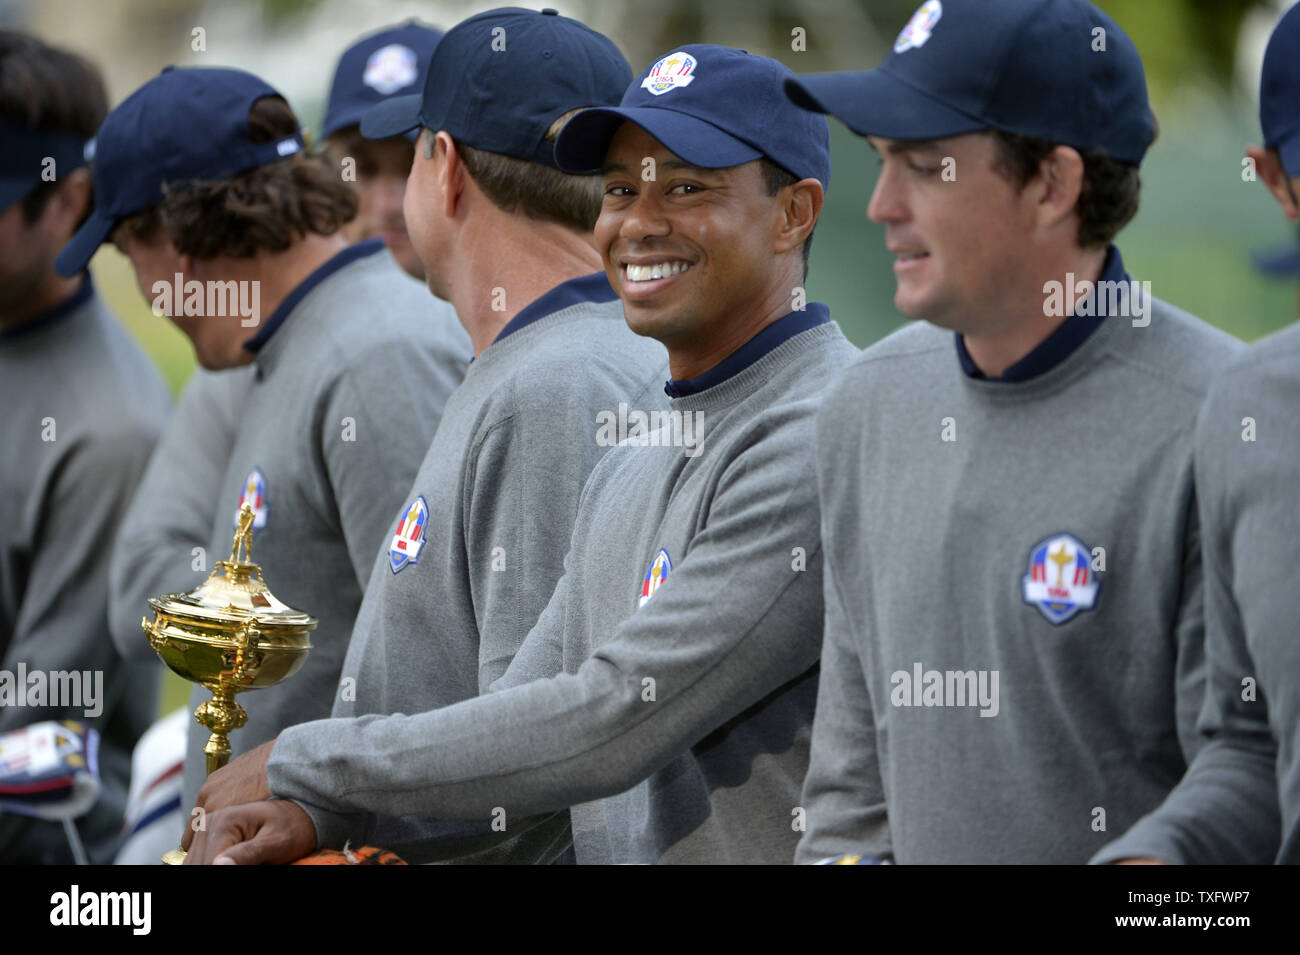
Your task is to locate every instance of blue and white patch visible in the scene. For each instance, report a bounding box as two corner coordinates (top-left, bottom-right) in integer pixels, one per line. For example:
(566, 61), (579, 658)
(1021, 532), (1101, 625)
(641, 51), (697, 96)
(638, 548), (672, 607)
(235, 467), (269, 532)
(364, 43), (419, 95)
(389, 495), (429, 574)
(894, 0), (943, 53)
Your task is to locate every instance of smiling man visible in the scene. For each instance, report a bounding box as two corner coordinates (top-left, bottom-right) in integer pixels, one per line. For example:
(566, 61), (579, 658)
(186, 44), (858, 866)
(784, 0), (1241, 863)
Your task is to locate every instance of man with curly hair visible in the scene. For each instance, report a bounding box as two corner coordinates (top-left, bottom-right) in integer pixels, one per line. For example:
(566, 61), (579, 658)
(56, 66), (471, 820)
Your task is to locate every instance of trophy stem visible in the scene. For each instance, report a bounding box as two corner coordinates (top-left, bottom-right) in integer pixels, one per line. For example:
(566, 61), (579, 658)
(197, 684), (248, 775)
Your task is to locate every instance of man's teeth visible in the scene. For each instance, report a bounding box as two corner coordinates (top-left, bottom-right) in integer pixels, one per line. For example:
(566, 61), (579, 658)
(626, 261), (692, 282)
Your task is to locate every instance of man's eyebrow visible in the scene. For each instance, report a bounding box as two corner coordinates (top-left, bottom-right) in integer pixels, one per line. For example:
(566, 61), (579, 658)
(601, 161), (631, 175)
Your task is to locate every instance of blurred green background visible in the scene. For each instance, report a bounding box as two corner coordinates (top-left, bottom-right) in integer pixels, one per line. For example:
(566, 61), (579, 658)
(4, 0), (1297, 716)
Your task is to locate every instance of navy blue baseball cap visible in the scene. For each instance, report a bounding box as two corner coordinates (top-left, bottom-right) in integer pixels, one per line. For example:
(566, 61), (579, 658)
(554, 45), (830, 187)
(320, 21), (442, 141)
(1261, 2), (1300, 176)
(0, 117), (92, 212)
(56, 67), (305, 277)
(784, 0), (1154, 166)
(360, 7), (631, 170)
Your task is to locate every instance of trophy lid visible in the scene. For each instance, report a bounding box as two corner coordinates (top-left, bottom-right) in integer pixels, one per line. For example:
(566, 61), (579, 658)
(147, 504), (316, 634)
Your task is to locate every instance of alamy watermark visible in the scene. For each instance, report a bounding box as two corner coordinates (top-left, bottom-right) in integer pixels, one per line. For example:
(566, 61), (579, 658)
(1043, 273), (1152, 327)
(150, 274), (261, 327)
(890, 662), (999, 717)
(596, 403), (705, 458)
(0, 664), (103, 718)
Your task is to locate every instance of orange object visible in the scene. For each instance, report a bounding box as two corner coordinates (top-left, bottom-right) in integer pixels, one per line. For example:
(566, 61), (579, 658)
(291, 844), (407, 865)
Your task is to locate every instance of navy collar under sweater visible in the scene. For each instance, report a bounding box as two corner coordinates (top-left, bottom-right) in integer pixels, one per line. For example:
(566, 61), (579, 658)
(1, 274), (94, 341)
(955, 246), (1128, 382)
(243, 238), (385, 356)
(664, 304), (831, 398)
(493, 271), (618, 345)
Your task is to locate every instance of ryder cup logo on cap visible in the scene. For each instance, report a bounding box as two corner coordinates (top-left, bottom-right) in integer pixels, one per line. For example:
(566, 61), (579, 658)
(783, 0), (1155, 167)
(1020, 533), (1101, 625)
(641, 51), (697, 96)
(894, 0), (942, 53)
(364, 44), (419, 95)
(555, 45), (831, 188)
(358, 8), (632, 171)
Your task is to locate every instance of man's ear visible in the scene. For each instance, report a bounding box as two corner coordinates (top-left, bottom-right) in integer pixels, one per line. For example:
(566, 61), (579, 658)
(46, 167), (93, 238)
(1031, 145), (1086, 232)
(436, 130), (464, 220)
(773, 177), (824, 257)
(1247, 145), (1299, 219)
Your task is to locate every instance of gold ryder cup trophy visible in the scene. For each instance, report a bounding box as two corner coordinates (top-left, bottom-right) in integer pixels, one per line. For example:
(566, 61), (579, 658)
(142, 504), (316, 864)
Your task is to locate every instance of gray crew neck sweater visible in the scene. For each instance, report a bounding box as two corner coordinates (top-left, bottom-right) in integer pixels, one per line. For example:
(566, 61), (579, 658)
(797, 298), (1241, 864)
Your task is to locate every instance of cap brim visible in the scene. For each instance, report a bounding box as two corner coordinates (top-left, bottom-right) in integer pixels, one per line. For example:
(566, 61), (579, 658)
(359, 93), (423, 140)
(555, 106), (762, 175)
(322, 106), (419, 143)
(785, 69), (987, 142)
(55, 209), (115, 278)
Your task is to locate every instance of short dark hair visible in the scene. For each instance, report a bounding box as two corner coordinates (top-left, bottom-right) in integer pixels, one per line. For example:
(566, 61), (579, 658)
(989, 126), (1154, 249)
(427, 108), (603, 232)
(759, 158), (814, 281)
(0, 30), (107, 225)
(153, 95), (357, 259)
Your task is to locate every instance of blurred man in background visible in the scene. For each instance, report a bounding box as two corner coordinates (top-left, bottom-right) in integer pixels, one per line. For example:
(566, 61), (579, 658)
(317, 20), (441, 279)
(56, 64), (470, 829)
(1095, 0), (1300, 865)
(0, 29), (169, 863)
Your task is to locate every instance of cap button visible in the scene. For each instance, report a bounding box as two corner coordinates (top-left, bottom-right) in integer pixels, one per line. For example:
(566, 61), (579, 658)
(541, 8), (558, 14)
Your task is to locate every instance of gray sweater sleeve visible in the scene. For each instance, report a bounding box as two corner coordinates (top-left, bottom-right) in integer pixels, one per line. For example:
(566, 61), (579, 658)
(319, 339), (465, 590)
(794, 555), (892, 864)
(1, 421), (160, 733)
(268, 408), (824, 823)
(108, 368), (246, 661)
(1092, 378), (1284, 864)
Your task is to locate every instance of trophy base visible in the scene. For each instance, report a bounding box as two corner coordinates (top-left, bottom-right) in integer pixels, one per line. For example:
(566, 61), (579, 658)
(162, 848), (187, 866)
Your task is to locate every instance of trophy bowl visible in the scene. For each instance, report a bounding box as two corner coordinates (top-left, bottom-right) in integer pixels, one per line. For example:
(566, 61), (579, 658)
(142, 504), (315, 864)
